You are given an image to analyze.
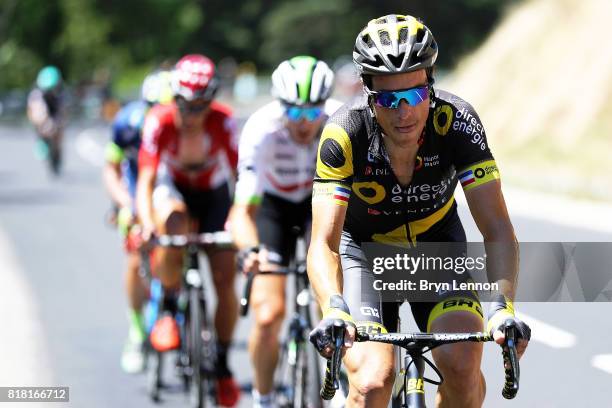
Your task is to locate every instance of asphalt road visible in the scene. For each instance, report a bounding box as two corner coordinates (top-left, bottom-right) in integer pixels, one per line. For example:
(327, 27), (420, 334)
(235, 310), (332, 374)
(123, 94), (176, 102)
(1, 121), (612, 407)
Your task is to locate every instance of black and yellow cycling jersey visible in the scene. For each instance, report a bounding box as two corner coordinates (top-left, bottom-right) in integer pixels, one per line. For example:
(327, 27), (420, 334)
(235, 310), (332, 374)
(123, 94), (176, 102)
(313, 89), (500, 245)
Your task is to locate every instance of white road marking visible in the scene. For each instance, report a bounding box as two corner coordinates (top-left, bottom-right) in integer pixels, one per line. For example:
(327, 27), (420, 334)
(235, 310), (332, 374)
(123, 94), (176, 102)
(516, 312), (577, 349)
(591, 354), (612, 375)
(75, 128), (106, 167)
(0, 227), (54, 385)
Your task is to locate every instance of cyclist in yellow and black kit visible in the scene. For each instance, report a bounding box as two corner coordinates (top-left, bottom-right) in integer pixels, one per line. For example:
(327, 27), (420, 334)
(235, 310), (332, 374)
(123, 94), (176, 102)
(308, 14), (530, 408)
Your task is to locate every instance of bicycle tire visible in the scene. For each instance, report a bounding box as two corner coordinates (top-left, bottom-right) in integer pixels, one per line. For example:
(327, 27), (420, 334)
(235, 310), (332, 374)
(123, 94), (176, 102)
(291, 342), (306, 407)
(304, 342), (324, 408)
(188, 286), (205, 408)
(147, 349), (163, 403)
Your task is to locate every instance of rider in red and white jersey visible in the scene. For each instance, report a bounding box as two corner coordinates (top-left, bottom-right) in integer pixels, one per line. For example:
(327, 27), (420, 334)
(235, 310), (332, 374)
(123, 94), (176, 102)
(136, 54), (240, 406)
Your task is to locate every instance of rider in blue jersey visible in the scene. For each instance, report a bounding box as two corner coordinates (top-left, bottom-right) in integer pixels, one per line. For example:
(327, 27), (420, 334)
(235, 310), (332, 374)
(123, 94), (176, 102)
(103, 71), (173, 373)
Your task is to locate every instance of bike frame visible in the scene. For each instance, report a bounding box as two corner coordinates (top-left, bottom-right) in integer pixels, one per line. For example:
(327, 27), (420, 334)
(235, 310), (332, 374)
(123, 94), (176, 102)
(140, 232), (233, 407)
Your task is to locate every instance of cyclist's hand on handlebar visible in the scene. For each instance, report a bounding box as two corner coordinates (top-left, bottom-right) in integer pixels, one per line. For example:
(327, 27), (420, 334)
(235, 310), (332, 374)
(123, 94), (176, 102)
(309, 295), (356, 359)
(487, 294), (531, 358)
(237, 246), (261, 274)
(139, 221), (157, 248)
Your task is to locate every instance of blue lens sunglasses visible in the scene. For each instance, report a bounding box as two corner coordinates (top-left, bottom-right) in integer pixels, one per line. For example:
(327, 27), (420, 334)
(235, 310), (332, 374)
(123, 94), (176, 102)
(366, 85), (429, 109)
(285, 106), (324, 122)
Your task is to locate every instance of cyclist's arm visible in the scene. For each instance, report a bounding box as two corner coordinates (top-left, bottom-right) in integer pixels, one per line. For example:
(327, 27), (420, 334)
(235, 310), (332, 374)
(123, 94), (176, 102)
(308, 118), (355, 311)
(229, 112), (266, 250)
(136, 113), (163, 233)
(27, 91), (49, 129)
(103, 142), (131, 208)
(229, 203), (259, 250)
(136, 165), (156, 233)
(464, 180), (518, 299)
(308, 183), (348, 311)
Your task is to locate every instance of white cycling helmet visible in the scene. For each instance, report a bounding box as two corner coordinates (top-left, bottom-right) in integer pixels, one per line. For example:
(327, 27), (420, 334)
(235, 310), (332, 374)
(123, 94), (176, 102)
(271, 56), (334, 106)
(141, 70), (173, 105)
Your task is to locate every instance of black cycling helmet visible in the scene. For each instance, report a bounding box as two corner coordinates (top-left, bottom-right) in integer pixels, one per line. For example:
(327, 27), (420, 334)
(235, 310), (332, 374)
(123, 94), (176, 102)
(353, 14), (438, 77)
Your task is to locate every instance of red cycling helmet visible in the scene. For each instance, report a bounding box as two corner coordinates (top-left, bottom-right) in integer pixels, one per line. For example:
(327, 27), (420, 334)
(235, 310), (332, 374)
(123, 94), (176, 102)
(171, 54), (219, 101)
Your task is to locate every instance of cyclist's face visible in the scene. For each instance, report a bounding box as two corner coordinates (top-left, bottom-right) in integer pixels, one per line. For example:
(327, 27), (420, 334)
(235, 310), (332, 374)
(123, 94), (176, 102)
(285, 110), (325, 145)
(175, 96), (211, 129)
(371, 70), (429, 147)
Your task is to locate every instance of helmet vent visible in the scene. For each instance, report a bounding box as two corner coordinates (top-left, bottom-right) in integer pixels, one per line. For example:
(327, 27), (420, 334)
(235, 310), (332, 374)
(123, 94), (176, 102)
(399, 27), (408, 44)
(416, 28), (425, 43)
(372, 54), (385, 68)
(379, 30), (391, 46)
(363, 34), (375, 48)
(388, 53), (405, 69)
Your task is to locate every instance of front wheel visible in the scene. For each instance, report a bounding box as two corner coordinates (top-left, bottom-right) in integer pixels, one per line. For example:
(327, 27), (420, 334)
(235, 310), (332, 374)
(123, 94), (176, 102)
(187, 287), (204, 408)
(147, 349), (163, 403)
(290, 341), (323, 408)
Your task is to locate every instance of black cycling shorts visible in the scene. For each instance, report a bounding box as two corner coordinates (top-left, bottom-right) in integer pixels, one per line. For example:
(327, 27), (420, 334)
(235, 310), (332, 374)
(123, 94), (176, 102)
(340, 208), (483, 334)
(256, 193), (311, 267)
(176, 183), (231, 233)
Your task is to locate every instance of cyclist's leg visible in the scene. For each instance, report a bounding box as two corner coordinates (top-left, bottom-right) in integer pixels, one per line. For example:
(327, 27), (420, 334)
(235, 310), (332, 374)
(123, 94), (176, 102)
(414, 295), (485, 408)
(340, 232), (396, 408)
(191, 184), (238, 359)
(125, 247), (147, 311)
(415, 213), (486, 408)
(249, 193), (298, 401)
(249, 273), (287, 395)
(191, 183), (240, 405)
(151, 169), (189, 291)
(121, 247), (148, 373)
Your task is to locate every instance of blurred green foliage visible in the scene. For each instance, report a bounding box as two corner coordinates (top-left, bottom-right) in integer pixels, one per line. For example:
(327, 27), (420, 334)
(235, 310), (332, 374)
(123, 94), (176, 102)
(0, 0), (516, 90)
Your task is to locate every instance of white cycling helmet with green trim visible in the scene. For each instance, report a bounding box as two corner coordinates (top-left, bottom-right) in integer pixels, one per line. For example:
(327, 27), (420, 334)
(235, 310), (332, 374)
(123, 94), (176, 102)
(353, 14), (438, 76)
(271, 56), (334, 106)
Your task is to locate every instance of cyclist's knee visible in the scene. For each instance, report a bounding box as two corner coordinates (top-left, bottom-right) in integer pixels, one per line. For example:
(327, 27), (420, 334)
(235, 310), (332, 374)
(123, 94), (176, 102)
(345, 344), (395, 404)
(253, 298), (286, 335)
(163, 209), (189, 234)
(434, 342), (482, 388)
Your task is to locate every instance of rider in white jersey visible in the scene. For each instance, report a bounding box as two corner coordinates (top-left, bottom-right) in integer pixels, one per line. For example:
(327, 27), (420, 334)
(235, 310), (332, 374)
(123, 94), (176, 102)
(229, 56), (341, 408)
(234, 95), (342, 205)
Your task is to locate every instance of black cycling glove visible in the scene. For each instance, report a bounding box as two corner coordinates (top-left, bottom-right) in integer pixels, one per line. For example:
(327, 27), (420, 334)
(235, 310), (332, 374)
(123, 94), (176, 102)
(487, 293), (531, 341)
(309, 295), (356, 357)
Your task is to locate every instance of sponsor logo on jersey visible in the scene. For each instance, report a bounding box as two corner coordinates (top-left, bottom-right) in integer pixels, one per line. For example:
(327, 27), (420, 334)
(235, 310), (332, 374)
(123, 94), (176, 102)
(423, 154), (440, 167)
(415, 156), (423, 171)
(453, 107), (487, 150)
(433, 104), (453, 136)
(360, 307), (380, 318)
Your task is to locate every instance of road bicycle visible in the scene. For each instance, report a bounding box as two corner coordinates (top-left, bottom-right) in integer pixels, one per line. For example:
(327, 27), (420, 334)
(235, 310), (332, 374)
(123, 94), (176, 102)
(320, 319), (521, 407)
(140, 231), (234, 408)
(240, 239), (323, 408)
